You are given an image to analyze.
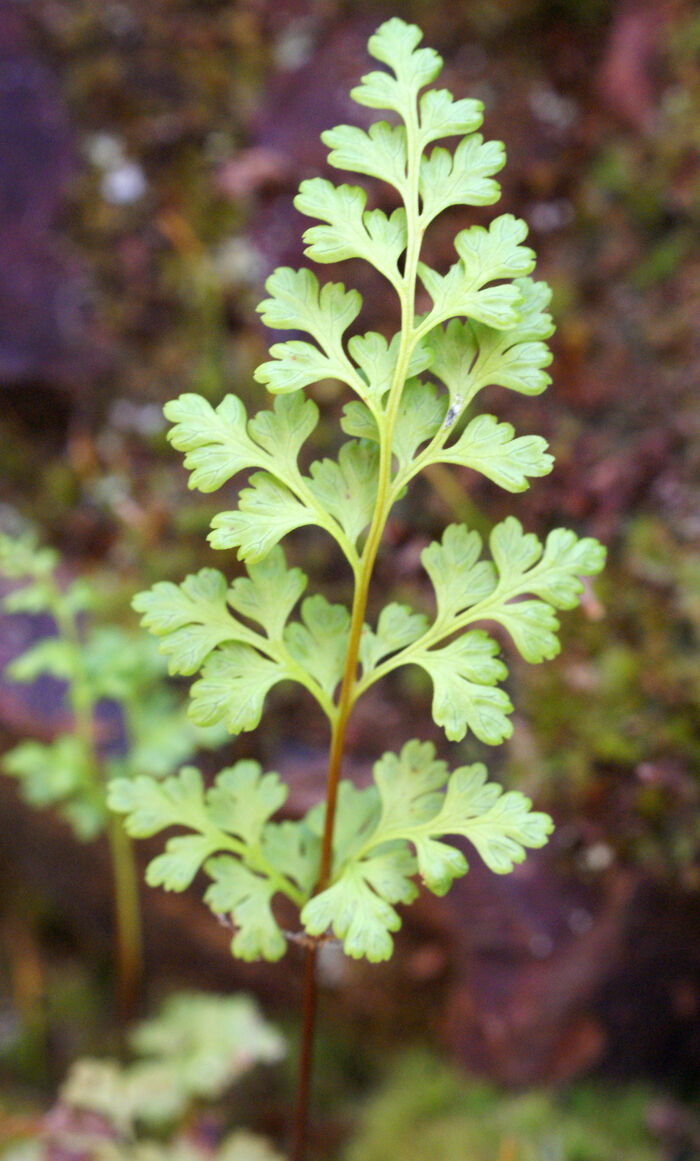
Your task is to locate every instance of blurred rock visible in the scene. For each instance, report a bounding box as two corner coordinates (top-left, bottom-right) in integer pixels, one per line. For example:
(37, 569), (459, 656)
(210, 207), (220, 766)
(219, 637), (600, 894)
(0, 0), (99, 415)
(222, 16), (381, 276)
(597, 2), (670, 131)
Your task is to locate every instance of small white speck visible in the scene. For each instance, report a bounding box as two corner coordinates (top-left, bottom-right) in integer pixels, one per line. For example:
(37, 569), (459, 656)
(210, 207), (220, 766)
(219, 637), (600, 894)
(213, 238), (267, 286)
(91, 473), (130, 508)
(567, 907), (593, 936)
(109, 399), (166, 436)
(317, 940), (348, 987)
(582, 841), (614, 872)
(101, 161), (147, 205)
(443, 394), (463, 428)
(85, 132), (125, 170)
(528, 86), (578, 131)
(527, 199), (575, 233)
(274, 20), (314, 70)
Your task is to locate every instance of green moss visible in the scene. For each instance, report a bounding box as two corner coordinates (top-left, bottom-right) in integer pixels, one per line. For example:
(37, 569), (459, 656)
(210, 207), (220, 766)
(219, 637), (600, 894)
(511, 513), (700, 873)
(632, 228), (696, 289)
(344, 1050), (661, 1161)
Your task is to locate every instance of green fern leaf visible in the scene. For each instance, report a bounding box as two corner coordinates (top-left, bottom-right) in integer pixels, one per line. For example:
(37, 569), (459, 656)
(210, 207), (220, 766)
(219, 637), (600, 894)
(308, 440), (379, 543)
(209, 474), (311, 560)
(108, 766), (211, 836)
(351, 17), (442, 118)
(165, 394), (260, 492)
(522, 525), (608, 608)
(165, 392), (319, 494)
(295, 179), (407, 284)
(302, 740), (551, 959)
(148, 834), (220, 891)
(0, 531), (57, 582)
(284, 595), (350, 696)
(387, 378), (448, 466)
(427, 280), (554, 404)
(378, 518), (604, 686)
(423, 317), (478, 404)
(437, 414), (553, 492)
(306, 781), (380, 871)
(205, 858), (287, 962)
(246, 394), (320, 479)
(343, 379), (447, 469)
(419, 214), (535, 329)
(129, 991), (285, 1101)
(262, 820), (320, 897)
(418, 89), (484, 144)
(492, 599), (562, 663)
(437, 763), (553, 874)
(255, 339), (357, 395)
(373, 518), (605, 694)
(133, 569), (258, 675)
(322, 121), (408, 190)
(420, 135), (505, 224)
(210, 441), (374, 562)
(340, 400), (378, 443)
(353, 514), (602, 736)
(207, 761), (288, 841)
(421, 524), (497, 621)
(228, 547), (307, 640)
(108, 761), (311, 961)
(301, 848), (418, 962)
(360, 603), (429, 673)
(256, 266), (361, 348)
(189, 644), (289, 733)
(411, 632), (512, 744)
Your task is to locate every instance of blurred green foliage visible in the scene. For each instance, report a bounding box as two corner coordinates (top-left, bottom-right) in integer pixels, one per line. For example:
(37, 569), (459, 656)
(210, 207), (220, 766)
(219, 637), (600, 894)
(0, 530), (224, 839)
(0, 994), (285, 1161)
(59, 991), (284, 1131)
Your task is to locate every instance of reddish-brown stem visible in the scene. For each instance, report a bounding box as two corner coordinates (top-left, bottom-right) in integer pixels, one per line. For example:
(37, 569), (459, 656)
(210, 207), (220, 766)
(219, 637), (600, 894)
(289, 538), (385, 1160)
(291, 92), (422, 1159)
(290, 944), (318, 1161)
(289, 649), (363, 1159)
(289, 464), (398, 1160)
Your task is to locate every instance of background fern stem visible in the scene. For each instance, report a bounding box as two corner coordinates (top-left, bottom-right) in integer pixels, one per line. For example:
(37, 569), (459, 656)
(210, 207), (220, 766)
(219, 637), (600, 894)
(292, 101), (423, 1161)
(106, 813), (143, 1030)
(55, 601), (143, 1027)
